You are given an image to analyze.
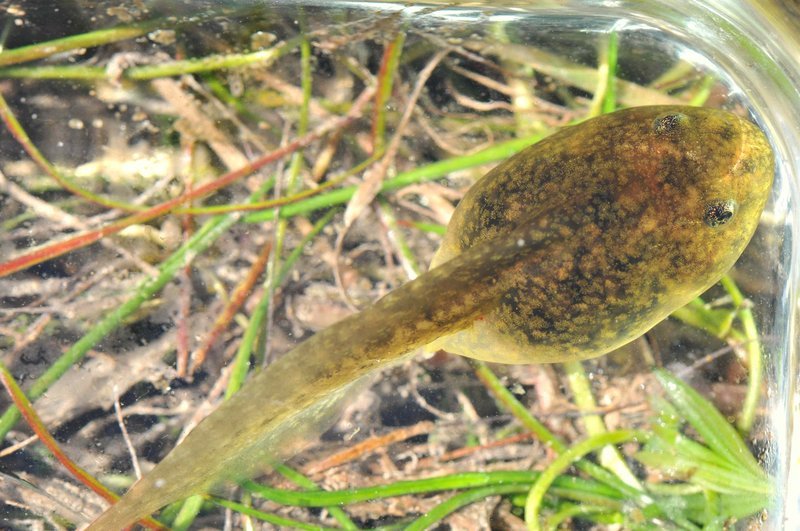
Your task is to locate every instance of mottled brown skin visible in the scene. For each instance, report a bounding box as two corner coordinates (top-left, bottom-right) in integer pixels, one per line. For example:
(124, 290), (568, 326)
(87, 106), (773, 530)
(429, 106), (774, 362)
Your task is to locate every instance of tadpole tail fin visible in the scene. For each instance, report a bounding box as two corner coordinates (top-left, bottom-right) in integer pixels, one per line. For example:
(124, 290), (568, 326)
(85, 342), (398, 530)
(87, 223), (546, 529)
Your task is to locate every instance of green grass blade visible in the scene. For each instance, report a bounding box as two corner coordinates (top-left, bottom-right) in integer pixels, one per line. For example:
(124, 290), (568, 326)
(170, 495), (204, 531)
(246, 471), (538, 507)
(211, 497), (338, 530)
(275, 463), (358, 531)
(404, 484), (529, 531)
(653, 369), (765, 478)
(524, 430), (640, 530)
(243, 133), (548, 224)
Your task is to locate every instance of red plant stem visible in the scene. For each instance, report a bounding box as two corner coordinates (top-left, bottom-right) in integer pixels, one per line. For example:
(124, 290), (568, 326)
(176, 257), (193, 377)
(370, 38), (399, 152)
(188, 240), (273, 374)
(0, 86), (375, 278)
(0, 93), (139, 211)
(176, 144), (196, 378)
(0, 363), (166, 530)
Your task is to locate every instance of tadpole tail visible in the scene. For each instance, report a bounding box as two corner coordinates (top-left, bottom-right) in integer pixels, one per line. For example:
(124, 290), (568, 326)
(86, 223), (547, 530)
(85, 345), (384, 530)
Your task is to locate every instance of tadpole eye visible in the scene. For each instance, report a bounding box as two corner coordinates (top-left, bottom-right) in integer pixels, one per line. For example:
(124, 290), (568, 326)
(653, 113), (687, 135)
(703, 199), (737, 227)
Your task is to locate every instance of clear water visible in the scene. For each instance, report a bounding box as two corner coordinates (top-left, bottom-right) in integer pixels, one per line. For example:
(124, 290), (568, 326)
(0, 0), (796, 528)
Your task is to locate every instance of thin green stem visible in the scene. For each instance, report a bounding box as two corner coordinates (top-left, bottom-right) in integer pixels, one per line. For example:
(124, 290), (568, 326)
(0, 9), (252, 69)
(275, 463), (358, 530)
(211, 497), (338, 530)
(226, 209), (337, 398)
(470, 361), (647, 503)
(250, 28), (314, 370)
(246, 471), (538, 506)
(276, 209), (339, 288)
(525, 430), (641, 531)
(247, 470), (623, 519)
(601, 31), (618, 114)
(380, 199), (422, 277)
(0, 39), (301, 80)
(653, 369), (766, 480)
(689, 75), (716, 106)
(170, 495), (204, 531)
(408, 220), (446, 235)
(562, 360), (642, 489)
(244, 133), (547, 224)
(253, 31), (313, 368)
(471, 360), (564, 452)
(588, 31), (618, 117)
(404, 485), (529, 531)
(719, 275), (763, 433)
(545, 503), (619, 530)
(0, 24), (155, 68)
(372, 32), (406, 152)
(670, 297), (739, 340)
